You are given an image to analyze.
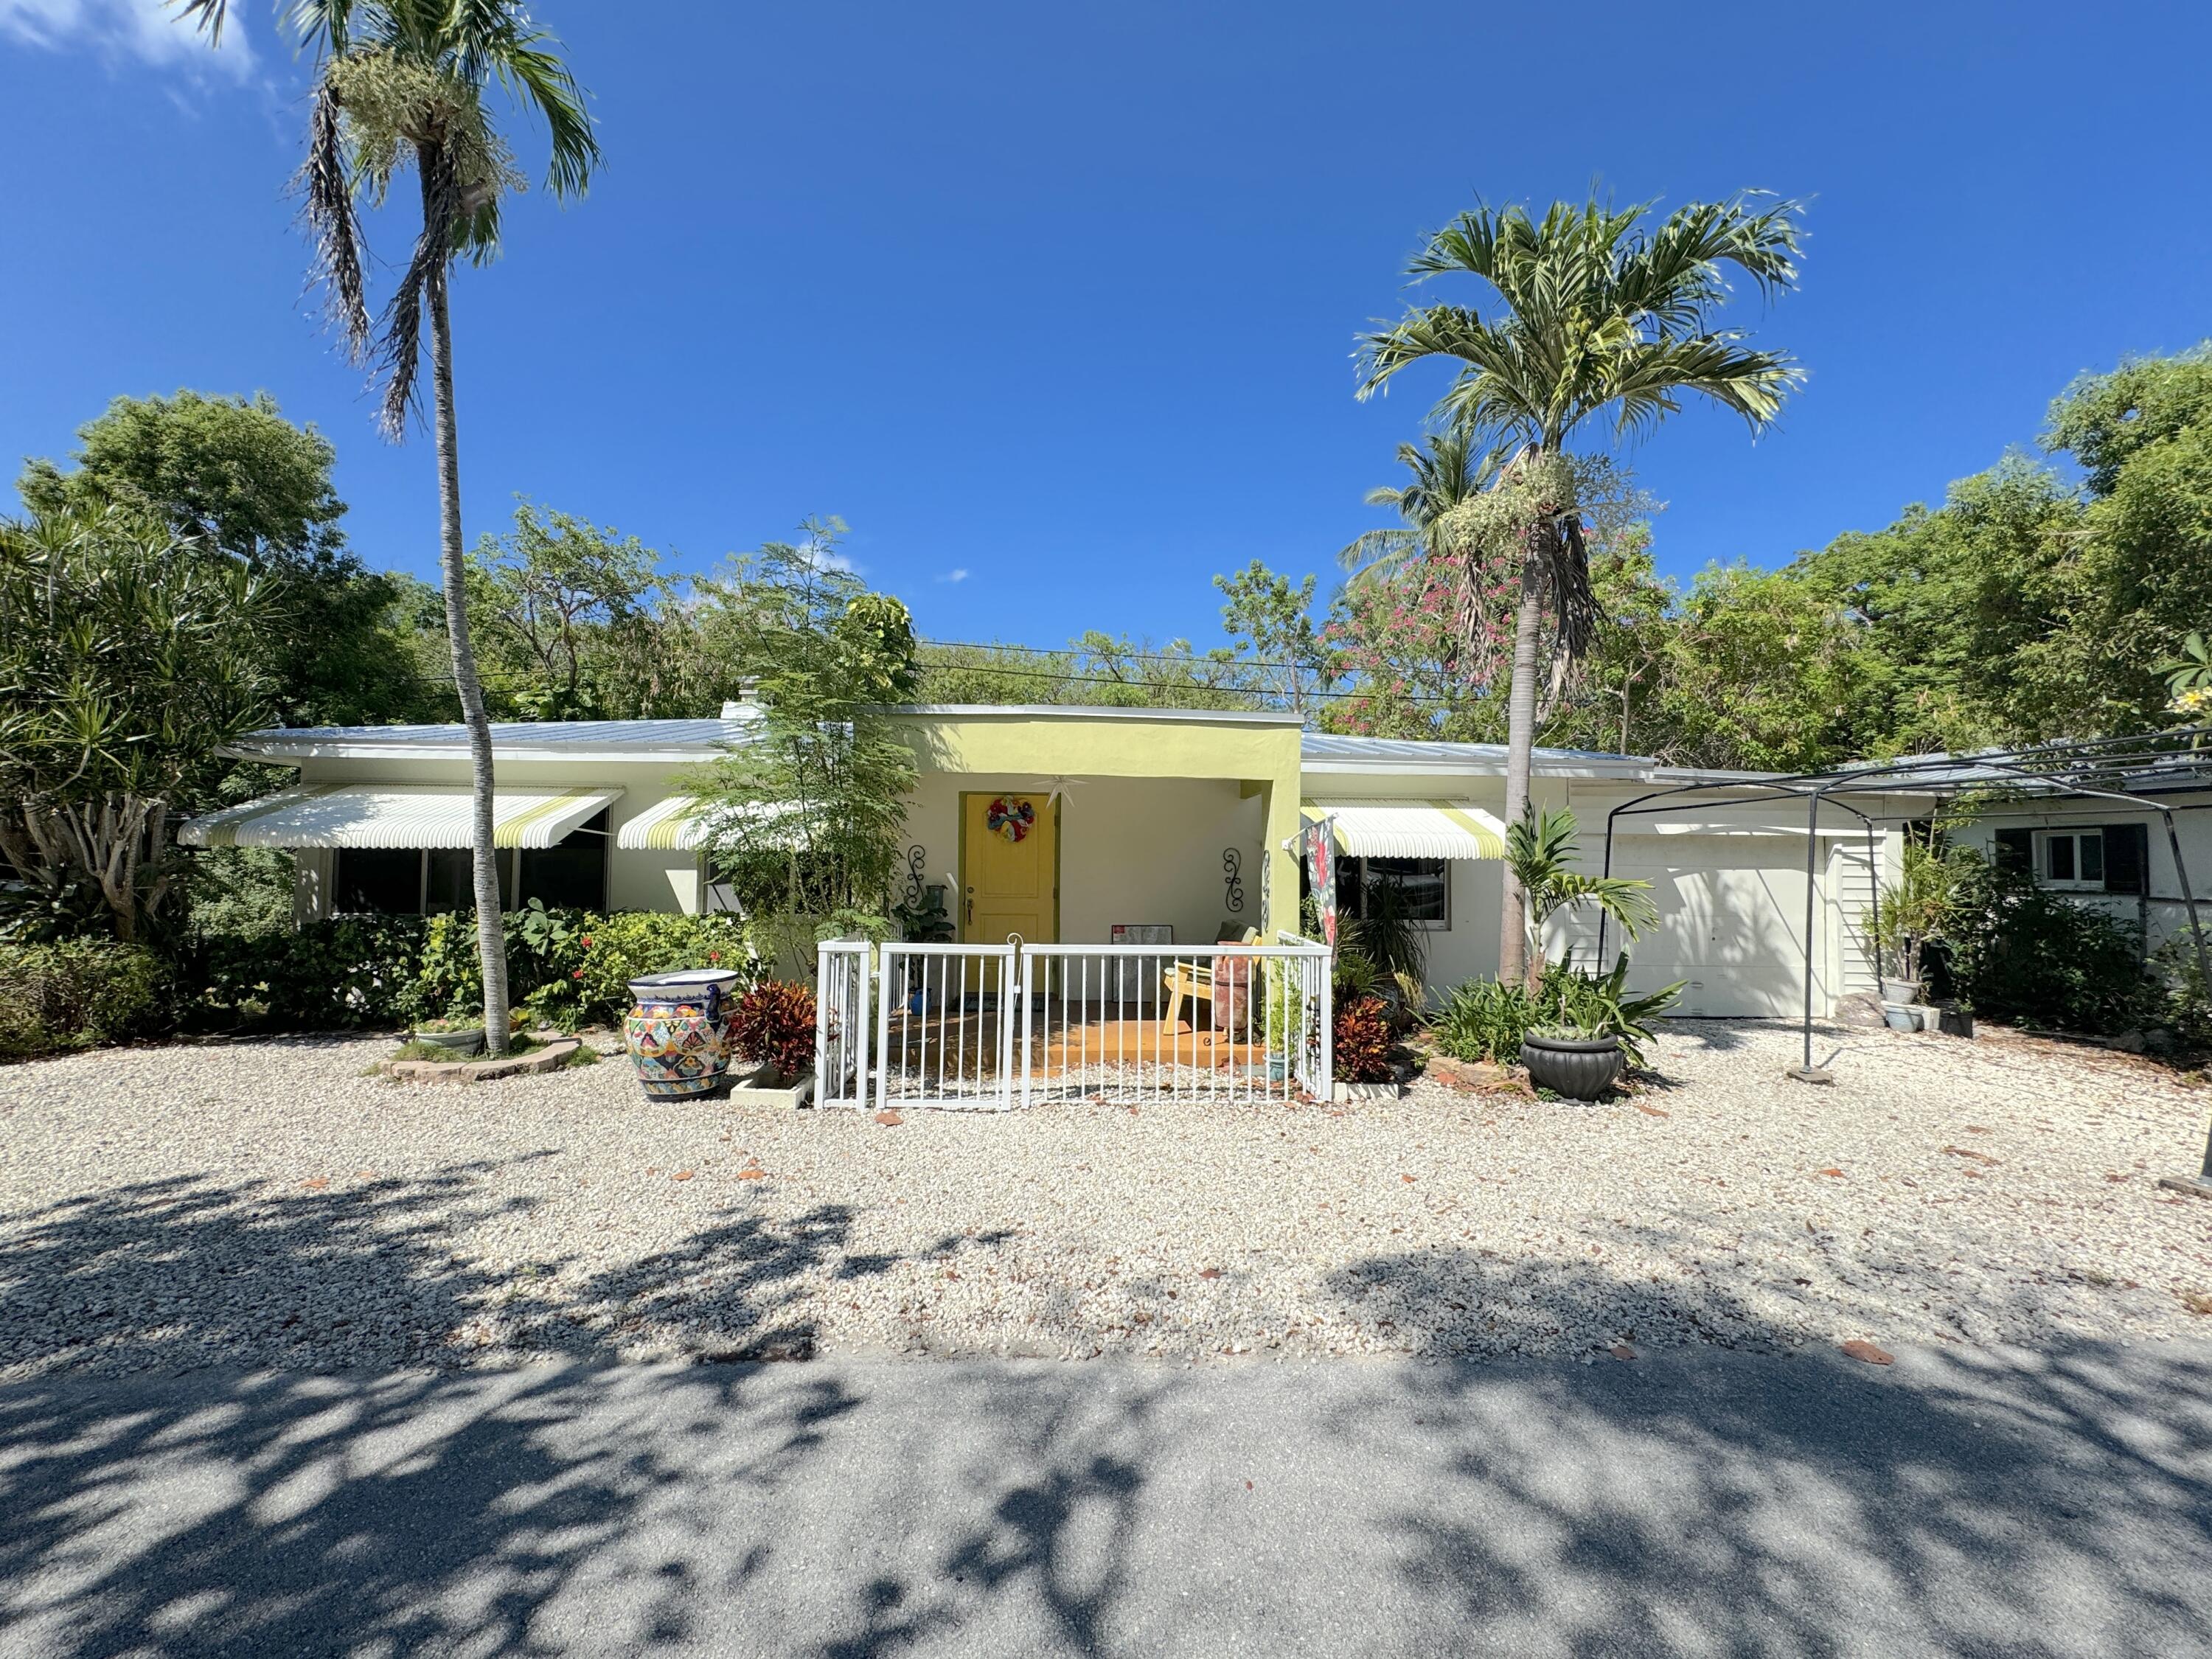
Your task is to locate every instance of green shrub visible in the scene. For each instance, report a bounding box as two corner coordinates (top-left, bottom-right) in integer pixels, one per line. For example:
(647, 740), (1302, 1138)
(189, 914), (427, 1031)
(574, 911), (753, 1022)
(1947, 863), (2163, 1036)
(1436, 954), (1680, 1068)
(1333, 994), (1394, 1083)
(0, 939), (162, 1060)
(412, 906), (754, 1026)
(185, 905), (760, 1034)
(1436, 977), (1538, 1065)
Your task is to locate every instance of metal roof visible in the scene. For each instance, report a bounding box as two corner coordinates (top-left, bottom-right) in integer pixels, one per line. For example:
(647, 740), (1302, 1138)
(224, 717), (765, 763)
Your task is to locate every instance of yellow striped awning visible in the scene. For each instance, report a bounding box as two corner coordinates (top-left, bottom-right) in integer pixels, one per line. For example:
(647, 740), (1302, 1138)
(616, 794), (804, 852)
(616, 793), (707, 851)
(1300, 799), (1506, 860)
(179, 785), (622, 850)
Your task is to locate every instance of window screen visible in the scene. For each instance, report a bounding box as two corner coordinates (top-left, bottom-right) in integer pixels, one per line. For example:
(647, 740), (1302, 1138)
(519, 809), (608, 911)
(1343, 856), (1450, 924)
(333, 848), (420, 914)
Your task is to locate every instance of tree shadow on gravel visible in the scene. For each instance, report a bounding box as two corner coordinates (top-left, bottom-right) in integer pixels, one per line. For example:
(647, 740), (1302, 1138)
(0, 1158), (906, 1655)
(0, 1164), (892, 1375)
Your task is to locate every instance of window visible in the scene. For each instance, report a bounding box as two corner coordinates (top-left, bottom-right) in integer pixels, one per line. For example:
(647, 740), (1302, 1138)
(333, 848), (421, 914)
(333, 847), (522, 915)
(1340, 855), (1450, 926)
(427, 848), (517, 913)
(2041, 830), (2104, 890)
(518, 809), (608, 911)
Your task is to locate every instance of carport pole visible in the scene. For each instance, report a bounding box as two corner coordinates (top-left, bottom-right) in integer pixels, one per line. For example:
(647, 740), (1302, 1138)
(1795, 785), (1825, 1080)
(2155, 807), (2212, 1194)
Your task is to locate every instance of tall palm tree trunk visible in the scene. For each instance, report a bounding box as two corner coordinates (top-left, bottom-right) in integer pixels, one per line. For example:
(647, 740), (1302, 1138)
(1498, 538), (1544, 992)
(425, 257), (511, 1054)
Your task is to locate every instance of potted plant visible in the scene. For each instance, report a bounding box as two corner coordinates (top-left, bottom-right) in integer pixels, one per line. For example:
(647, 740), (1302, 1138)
(1866, 830), (1964, 1005)
(728, 978), (818, 1089)
(1936, 998), (1975, 1038)
(408, 1014), (486, 1058)
(1519, 1020), (1624, 1099)
(889, 883), (953, 1012)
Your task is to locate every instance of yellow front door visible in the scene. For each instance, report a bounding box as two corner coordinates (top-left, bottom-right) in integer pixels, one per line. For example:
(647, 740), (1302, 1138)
(961, 792), (1058, 944)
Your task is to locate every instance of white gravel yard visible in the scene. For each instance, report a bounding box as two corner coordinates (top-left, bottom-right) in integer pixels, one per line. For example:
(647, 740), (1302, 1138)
(4, 1020), (2211, 1377)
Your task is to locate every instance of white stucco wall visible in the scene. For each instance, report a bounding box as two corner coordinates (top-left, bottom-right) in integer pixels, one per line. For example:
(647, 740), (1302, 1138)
(1951, 796), (2212, 966)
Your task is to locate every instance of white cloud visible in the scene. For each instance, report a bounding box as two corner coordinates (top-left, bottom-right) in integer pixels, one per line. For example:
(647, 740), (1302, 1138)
(0, 0), (257, 80)
(936, 568), (970, 584)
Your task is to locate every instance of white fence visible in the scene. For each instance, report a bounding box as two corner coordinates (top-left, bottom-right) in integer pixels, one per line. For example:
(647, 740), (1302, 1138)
(815, 938), (872, 1107)
(818, 934), (1332, 1110)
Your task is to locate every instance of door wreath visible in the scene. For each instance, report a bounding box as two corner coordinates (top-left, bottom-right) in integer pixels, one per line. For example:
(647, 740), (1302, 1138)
(986, 796), (1035, 843)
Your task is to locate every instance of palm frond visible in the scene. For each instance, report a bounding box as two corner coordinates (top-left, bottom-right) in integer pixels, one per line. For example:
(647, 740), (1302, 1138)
(295, 76), (372, 360)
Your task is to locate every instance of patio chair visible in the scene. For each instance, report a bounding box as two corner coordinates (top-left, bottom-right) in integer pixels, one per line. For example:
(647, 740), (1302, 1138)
(1160, 929), (1260, 1032)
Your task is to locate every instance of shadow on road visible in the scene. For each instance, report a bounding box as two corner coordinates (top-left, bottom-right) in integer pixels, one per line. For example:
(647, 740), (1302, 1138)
(3, 1166), (2209, 1655)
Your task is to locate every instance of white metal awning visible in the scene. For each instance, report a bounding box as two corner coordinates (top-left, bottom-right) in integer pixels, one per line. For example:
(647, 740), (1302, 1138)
(1298, 799), (1506, 860)
(616, 795), (807, 852)
(179, 785), (622, 850)
(617, 793), (706, 851)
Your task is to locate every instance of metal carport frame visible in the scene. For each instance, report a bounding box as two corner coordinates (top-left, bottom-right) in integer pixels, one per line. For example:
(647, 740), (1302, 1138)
(1590, 731), (2212, 1189)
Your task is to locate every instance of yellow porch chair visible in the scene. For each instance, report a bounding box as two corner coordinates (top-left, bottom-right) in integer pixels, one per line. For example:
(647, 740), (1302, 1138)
(1159, 929), (1260, 1032)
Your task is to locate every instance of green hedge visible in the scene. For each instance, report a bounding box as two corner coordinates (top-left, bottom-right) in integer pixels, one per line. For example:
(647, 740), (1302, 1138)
(186, 906), (754, 1032)
(187, 914), (428, 1031)
(0, 939), (163, 1061)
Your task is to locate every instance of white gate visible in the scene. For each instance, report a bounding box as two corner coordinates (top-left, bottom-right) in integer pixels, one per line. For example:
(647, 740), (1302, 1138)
(815, 938), (872, 1107)
(824, 934), (1332, 1110)
(875, 941), (1019, 1109)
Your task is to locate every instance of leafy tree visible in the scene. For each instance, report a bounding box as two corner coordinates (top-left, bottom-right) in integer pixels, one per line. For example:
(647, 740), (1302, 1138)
(914, 641), (1082, 704)
(684, 520), (919, 970)
(0, 507), (278, 942)
(1794, 459), (2081, 751)
(186, 0), (603, 1054)
(1647, 562), (1883, 771)
(1214, 561), (1329, 716)
(2039, 347), (2212, 733)
(1320, 454), (1664, 745)
(463, 500), (725, 720)
(1358, 192), (1803, 983)
(16, 391), (429, 726)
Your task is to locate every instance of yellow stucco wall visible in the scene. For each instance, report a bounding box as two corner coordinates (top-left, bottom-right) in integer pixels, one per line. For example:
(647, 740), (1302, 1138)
(890, 712), (1304, 936)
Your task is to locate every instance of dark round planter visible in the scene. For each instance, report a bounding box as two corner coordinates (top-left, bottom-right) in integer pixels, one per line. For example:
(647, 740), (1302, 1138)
(1520, 1034), (1623, 1100)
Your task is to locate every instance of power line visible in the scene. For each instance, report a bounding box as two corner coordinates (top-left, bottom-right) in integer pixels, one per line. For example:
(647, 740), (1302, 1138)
(909, 655), (1475, 707)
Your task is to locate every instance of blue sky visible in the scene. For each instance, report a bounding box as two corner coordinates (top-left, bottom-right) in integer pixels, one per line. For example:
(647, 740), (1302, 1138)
(4, 0), (2209, 655)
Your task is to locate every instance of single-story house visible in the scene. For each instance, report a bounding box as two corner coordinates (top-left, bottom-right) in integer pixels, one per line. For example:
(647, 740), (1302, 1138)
(1947, 787), (2212, 967)
(184, 702), (1922, 1019)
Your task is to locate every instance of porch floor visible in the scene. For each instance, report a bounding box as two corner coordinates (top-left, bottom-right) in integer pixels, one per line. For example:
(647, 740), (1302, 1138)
(877, 998), (1271, 1084)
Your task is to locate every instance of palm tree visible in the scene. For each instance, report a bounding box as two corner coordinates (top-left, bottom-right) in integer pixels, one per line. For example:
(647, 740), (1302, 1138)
(1335, 424), (1500, 577)
(181, 0), (599, 1054)
(1357, 192), (1802, 987)
(1504, 806), (1657, 990)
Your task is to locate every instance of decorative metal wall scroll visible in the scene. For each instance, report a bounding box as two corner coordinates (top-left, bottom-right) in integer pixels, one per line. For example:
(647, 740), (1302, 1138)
(1222, 847), (1245, 914)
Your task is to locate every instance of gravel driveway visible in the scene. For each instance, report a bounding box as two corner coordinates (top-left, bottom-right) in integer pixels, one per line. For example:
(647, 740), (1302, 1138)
(4, 1021), (2211, 1376)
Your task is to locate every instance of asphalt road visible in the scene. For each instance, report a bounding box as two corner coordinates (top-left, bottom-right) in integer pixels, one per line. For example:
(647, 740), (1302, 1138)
(4, 1340), (2210, 1657)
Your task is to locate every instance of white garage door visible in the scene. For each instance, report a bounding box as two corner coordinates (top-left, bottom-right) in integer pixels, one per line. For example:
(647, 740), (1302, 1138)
(1605, 835), (1817, 1018)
